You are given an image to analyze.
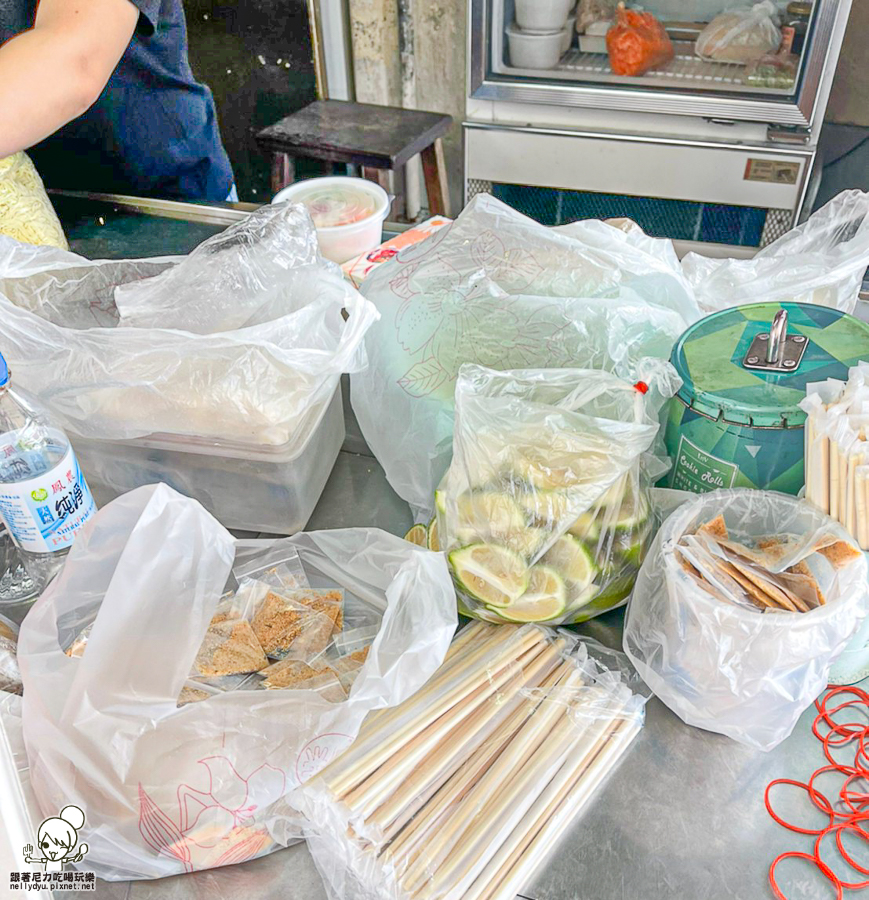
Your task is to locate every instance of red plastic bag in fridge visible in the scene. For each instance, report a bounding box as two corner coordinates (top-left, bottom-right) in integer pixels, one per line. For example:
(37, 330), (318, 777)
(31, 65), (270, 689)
(606, 3), (674, 76)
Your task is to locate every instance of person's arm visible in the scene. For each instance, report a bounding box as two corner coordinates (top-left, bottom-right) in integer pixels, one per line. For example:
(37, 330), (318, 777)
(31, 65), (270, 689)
(0, 0), (140, 158)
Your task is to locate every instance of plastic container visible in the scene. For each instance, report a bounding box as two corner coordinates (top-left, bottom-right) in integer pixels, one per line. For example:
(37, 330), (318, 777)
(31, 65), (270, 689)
(72, 385), (345, 535)
(563, 14), (577, 52)
(272, 176), (390, 265)
(663, 302), (869, 495)
(515, 0), (571, 32)
(507, 25), (568, 68)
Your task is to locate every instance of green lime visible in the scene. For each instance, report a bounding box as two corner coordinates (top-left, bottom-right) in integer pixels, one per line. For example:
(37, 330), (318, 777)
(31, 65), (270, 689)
(450, 543), (529, 608)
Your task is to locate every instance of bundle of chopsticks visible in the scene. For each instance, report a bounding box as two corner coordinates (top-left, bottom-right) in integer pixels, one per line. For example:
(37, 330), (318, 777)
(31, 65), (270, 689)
(804, 365), (869, 549)
(294, 622), (643, 900)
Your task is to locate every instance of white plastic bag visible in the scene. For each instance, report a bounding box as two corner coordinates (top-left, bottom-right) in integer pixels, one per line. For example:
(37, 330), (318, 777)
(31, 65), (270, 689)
(695, 2), (781, 63)
(439, 362), (680, 624)
(351, 193), (699, 516)
(623, 489), (869, 751)
(0, 203), (379, 445)
(682, 190), (869, 315)
(18, 484), (456, 880)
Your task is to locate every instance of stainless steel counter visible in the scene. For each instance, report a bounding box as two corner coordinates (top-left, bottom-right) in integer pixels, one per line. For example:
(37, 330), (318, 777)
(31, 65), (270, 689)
(28, 195), (864, 900)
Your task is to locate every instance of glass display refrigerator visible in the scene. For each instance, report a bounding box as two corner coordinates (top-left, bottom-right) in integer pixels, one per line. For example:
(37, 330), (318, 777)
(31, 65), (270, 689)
(465, 0), (853, 250)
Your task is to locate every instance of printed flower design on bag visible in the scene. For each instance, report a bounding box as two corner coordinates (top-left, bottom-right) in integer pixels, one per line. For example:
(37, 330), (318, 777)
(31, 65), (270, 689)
(137, 756), (285, 871)
(389, 237), (575, 400)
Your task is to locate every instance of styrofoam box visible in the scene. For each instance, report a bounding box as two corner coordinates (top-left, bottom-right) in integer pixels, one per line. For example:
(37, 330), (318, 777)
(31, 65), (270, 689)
(72, 384), (345, 535)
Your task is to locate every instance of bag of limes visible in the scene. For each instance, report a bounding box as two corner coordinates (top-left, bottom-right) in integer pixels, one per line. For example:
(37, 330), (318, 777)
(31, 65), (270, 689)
(436, 362), (680, 624)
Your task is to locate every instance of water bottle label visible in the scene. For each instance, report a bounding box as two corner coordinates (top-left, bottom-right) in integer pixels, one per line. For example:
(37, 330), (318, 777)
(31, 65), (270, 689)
(0, 446), (96, 553)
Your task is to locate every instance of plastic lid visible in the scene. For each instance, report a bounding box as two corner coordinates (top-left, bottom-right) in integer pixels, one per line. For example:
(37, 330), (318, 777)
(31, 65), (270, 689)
(0, 352), (7, 388)
(787, 2), (813, 16)
(291, 182), (380, 228)
(670, 302), (869, 427)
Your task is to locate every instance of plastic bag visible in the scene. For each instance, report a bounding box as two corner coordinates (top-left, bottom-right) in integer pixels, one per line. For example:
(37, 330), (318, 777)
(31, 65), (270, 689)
(746, 51), (797, 88)
(695, 2), (781, 63)
(682, 190), (869, 314)
(438, 362), (680, 625)
(0, 203), (379, 445)
(0, 613), (21, 695)
(624, 489), (869, 751)
(0, 152), (68, 251)
(576, 0), (618, 33)
(293, 624), (646, 900)
(18, 484), (457, 880)
(606, 4), (674, 76)
(351, 192), (699, 517)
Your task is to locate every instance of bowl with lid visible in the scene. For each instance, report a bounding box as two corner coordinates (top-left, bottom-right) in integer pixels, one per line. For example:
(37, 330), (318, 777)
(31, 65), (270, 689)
(272, 176), (390, 264)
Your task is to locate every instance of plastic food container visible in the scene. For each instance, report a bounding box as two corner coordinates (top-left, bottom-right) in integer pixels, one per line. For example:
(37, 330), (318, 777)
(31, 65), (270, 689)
(515, 0), (571, 32)
(663, 302), (869, 495)
(507, 25), (568, 68)
(72, 385), (345, 534)
(272, 176), (390, 264)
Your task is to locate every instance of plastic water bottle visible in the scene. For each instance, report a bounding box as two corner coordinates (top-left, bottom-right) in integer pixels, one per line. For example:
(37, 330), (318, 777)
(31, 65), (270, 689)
(0, 352), (96, 593)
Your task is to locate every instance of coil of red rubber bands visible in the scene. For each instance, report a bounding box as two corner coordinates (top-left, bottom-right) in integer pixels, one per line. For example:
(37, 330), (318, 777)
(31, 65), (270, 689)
(766, 686), (869, 898)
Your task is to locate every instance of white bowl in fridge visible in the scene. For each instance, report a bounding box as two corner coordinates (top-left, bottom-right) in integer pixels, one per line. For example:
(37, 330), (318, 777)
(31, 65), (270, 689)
(507, 25), (568, 69)
(272, 176), (390, 265)
(514, 0), (571, 32)
(562, 15), (576, 53)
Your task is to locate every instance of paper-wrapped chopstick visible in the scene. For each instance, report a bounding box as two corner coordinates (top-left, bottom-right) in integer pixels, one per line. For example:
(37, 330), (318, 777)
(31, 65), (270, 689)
(292, 624), (645, 900)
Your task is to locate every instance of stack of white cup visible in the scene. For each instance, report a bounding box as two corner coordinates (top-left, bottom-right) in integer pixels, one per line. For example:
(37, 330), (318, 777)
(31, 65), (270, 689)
(506, 0), (577, 69)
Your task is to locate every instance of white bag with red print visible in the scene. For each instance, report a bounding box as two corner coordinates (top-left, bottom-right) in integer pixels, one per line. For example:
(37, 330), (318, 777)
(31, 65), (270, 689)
(18, 484), (456, 880)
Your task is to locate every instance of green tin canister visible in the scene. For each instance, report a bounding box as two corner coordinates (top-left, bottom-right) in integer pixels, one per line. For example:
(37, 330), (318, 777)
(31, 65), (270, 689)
(664, 302), (869, 495)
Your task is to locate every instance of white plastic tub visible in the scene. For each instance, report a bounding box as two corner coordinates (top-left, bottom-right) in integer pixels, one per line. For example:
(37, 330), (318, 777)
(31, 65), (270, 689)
(272, 176), (390, 264)
(507, 25), (568, 68)
(72, 385), (345, 535)
(514, 0), (570, 32)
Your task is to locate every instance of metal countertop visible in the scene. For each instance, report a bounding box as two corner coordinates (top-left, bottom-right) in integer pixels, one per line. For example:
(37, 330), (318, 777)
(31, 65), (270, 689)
(34, 195), (867, 900)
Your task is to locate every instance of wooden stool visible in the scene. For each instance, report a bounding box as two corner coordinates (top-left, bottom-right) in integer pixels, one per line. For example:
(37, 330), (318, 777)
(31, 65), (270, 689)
(256, 100), (453, 217)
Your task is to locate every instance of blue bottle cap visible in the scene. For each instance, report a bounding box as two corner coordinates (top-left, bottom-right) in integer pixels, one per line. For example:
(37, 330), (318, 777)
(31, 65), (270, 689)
(0, 352), (7, 388)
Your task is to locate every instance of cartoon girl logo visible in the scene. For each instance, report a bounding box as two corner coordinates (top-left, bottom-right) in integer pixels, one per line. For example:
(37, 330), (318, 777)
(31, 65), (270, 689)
(24, 805), (89, 873)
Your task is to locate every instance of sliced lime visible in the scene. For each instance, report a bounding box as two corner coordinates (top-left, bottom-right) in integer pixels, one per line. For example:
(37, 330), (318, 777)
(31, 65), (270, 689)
(514, 456), (580, 491)
(597, 475), (629, 509)
(614, 526), (652, 566)
(450, 543), (529, 608)
(541, 534), (597, 588)
(566, 573), (637, 623)
(612, 494), (650, 533)
(517, 490), (572, 526)
(404, 524), (428, 547)
(498, 565), (567, 622)
(502, 527), (548, 561)
(457, 491), (526, 537)
(434, 489), (447, 515)
(568, 512), (600, 541)
(427, 516), (441, 552)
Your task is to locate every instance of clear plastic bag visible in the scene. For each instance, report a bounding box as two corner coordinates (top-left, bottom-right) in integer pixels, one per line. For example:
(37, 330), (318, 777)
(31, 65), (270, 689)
(0, 613), (21, 694)
(682, 190), (869, 314)
(606, 4), (674, 76)
(438, 362), (680, 625)
(695, 2), (781, 63)
(624, 489), (869, 751)
(293, 624), (646, 900)
(351, 193), (698, 516)
(18, 483), (457, 880)
(0, 203), (379, 445)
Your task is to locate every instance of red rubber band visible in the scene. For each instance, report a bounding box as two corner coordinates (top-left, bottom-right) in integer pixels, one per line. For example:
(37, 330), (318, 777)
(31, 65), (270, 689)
(765, 779), (834, 834)
(769, 851), (842, 900)
(633, 381), (648, 394)
(816, 821), (869, 888)
(834, 819), (869, 878)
